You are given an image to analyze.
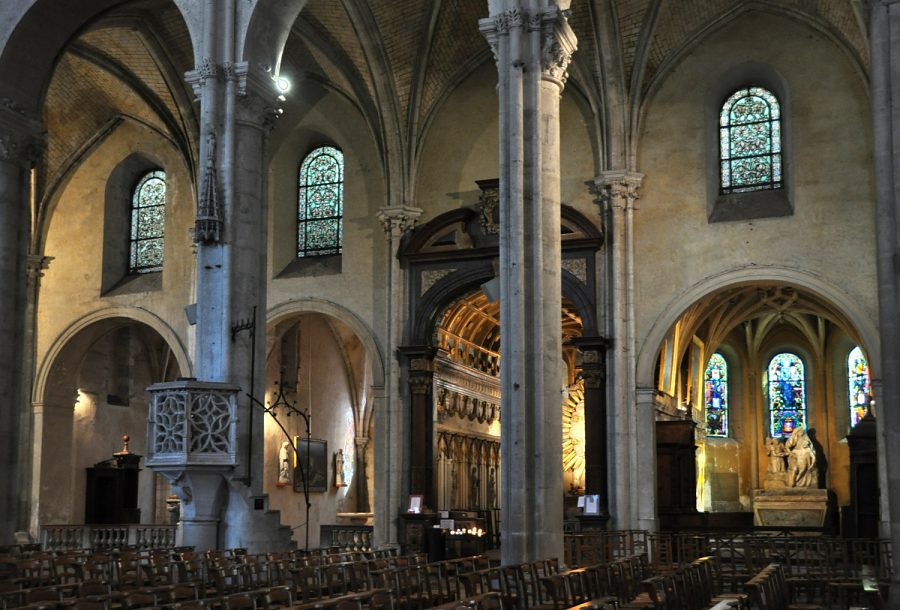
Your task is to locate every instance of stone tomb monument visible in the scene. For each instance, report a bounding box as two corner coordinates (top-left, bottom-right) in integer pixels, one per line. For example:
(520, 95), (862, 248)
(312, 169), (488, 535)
(752, 426), (828, 527)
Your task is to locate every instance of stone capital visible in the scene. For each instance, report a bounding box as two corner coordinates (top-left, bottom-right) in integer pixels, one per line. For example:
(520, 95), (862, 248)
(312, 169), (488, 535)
(589, 170), (644, 212)
(540, 8), (577, 88)
(234, 62), (283, 130)
(581, 369), (605, 389)
(184, 57), (218, 99)
(409, 374), (434, 396)
(377, 205), (423, 239)
(25, 255), (53, 289)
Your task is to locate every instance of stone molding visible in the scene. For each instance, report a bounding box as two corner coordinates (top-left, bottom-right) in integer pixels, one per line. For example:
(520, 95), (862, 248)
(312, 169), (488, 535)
(377, 205), (423, 238)
(590, 170), (644, 213)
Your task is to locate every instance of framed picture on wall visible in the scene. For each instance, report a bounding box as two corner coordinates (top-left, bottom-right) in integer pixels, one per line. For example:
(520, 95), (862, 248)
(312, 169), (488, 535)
(294, 437), (327, 493)
(407, 494), (424, 514)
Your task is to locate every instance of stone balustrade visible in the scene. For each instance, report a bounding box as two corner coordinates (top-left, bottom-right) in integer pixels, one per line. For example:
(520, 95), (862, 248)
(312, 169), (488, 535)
(40, 524), (176, 551)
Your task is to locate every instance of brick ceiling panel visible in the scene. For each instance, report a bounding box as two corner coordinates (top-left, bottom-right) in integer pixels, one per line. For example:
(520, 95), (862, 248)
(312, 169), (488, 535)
(303, 2), (376, 108)
(786, 0), (867, 67)
(80, 27), (181, 125)
(614, 0), (652, 86)
(644, 0), (735, 92)
(568, 5), (597, 90)
(44, 53), (168, 179)
(369, 0), (431, 121)
(421, 0), (489, 125)
(154, 4), (195, 75)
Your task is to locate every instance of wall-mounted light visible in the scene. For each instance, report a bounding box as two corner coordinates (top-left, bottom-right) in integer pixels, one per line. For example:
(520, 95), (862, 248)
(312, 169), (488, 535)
(275, 76), (291, 94)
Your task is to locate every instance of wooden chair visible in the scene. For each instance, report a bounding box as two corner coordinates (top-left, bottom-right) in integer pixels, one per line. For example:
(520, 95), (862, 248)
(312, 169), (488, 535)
(261, 586), (292, 610)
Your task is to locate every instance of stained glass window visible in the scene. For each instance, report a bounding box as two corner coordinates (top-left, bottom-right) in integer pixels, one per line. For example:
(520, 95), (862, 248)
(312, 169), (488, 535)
(704, 353), (728, 437)
(848, 346), (871, 427)
(298, 146), (343, 257)
(130, 170), (166, 273)
(767, 352), (806, 438)
(720, 86), (782, 194)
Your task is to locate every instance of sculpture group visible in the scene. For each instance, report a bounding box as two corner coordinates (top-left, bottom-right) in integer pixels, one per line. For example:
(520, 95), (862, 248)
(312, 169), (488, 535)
(765, 426), (817, 489)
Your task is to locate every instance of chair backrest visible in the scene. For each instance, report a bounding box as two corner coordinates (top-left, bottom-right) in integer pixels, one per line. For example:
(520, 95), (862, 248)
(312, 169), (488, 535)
(368, 590), (396, 610)
(223, 593), (255, 610)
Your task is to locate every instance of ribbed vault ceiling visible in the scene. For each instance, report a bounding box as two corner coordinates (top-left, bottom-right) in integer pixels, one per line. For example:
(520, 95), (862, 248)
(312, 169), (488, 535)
(40, 0), (868, 212)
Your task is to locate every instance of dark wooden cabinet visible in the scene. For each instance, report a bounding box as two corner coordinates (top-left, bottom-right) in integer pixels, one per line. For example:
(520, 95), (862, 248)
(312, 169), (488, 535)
(656, 420), (698, 516)
(85, 451), (142, 524)
(844, 414), (878, 537)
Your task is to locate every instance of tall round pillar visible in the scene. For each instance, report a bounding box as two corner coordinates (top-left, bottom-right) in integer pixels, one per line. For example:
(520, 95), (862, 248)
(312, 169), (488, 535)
(480, 3), (577, 564)
(0, 105), (41, 543)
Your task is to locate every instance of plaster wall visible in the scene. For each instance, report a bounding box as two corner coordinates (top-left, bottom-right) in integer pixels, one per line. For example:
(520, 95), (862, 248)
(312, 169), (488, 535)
(415, 62), (599, 223)
(635, 13), (875, 391)
(267, 84), (385, 363)
(36, 120), (195, 372)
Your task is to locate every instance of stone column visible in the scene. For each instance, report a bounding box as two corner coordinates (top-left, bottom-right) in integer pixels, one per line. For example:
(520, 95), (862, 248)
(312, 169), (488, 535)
(480, 2), (576, 564)
(0, 102), (41, 544)
(174, 0), (279, 549)
(869, 1), (900, 599)
(354, 435), (371, 512)
(399, 347), (436, 510)
(634, 386), (659, 532)
(229, 65), (277, 492)
(573, 337), (610, 527)
(590, 171), (642, 530)
(374, 206), (421, 549)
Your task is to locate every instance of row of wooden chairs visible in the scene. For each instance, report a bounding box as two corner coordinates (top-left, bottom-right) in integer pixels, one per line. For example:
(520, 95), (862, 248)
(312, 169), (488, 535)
(744, 563), (823, 610)
(633, 557), (749, 610)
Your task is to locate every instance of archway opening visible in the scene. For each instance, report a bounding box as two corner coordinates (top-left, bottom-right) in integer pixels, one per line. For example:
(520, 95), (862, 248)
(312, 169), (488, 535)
(36, 317), (184, 532)
(431, 288), (585, 532)
(652, 282), (874, 533)
(263, 312), (376, 549)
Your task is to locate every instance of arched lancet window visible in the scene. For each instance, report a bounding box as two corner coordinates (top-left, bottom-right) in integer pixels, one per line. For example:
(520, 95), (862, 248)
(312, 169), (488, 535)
(767, 352), (806, 438)
(719, 86), (782, 194)
(704, 352), (729, 437)
(130, 170), (166, 273)
(298, 145), (343, 257)
(848, 346), (871, 427)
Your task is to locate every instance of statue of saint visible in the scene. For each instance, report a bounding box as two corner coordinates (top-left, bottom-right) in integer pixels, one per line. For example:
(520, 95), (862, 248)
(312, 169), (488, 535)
(334, 449), (346, 487)
(785, 426), (817, 488)
(488, 467), (497, 508)
(470, 465), (480, 508)
(277, 441), (291, 487)
(765, 436), (787, 474)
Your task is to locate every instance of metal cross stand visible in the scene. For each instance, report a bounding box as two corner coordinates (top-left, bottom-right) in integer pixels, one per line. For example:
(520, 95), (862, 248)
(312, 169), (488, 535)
(232, 306), (313, 550)
(246, 382), (313, 551)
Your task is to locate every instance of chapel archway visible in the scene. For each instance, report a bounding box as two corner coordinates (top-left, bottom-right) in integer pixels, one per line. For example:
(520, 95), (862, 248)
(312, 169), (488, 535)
(32, 314), (187, 533)
(647, 281), (877, 533)
(263, 309), (379, 549)
(400, 190), (604, 543)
